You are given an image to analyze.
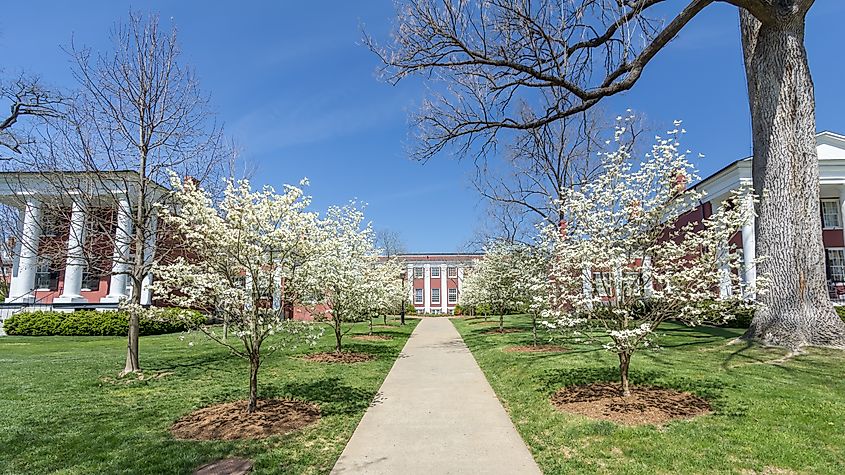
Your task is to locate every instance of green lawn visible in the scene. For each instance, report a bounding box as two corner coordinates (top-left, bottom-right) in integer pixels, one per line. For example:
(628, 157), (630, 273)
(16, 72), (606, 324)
(0, 319), (417, 475)
(452, 315), (845, 475)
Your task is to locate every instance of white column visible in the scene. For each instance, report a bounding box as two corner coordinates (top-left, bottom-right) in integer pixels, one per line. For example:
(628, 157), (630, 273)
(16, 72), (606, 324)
(139, 215), (157, 306)
(840, 185), (845, 258)
(55, 200), (87, 303)
(642, 256), (654, 297)
(407, 264), (414, 305)
(457, 266), (464, 300)
(272, 268), (282, 310)
(440, 264), (448, 313)
(582, 266), (593, 310)
(741, 195), (757, 298)
(717, 245), (732, 299)
(101, 196), (133, 303)
(423, 263), (431, 313)
(6, 198), (42, 303)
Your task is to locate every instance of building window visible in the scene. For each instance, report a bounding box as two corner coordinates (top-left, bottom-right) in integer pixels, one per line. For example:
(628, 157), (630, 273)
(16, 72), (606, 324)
(414, 288), (423, 304)
(592, 271), (614, 297)
(81, 264), (100, 291)
(821, 199), (841, 229)
(432, 288), (440, 304)
(431, 266), (440, 278)
(34, 258), (59, 291)
(448, 288), (457, 303)
(447, 266), (458, 278)
(826, 249), (845, 282)
(413, 267), (423, 279)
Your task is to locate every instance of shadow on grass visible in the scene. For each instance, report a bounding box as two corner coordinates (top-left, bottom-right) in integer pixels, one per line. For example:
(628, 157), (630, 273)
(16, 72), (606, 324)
(535, 366), (732, 405)
(272, 377), (375, 416)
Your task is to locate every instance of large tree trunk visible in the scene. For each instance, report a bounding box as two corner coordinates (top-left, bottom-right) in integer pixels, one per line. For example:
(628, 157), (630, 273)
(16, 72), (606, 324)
(740, 6), (845, 349)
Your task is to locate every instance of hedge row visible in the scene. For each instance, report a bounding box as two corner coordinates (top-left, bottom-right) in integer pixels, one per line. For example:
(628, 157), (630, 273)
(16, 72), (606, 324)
(3, 309), (206, 336)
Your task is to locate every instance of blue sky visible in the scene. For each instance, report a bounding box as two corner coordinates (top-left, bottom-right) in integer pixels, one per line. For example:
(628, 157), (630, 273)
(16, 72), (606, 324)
(2, 1), (844, 252)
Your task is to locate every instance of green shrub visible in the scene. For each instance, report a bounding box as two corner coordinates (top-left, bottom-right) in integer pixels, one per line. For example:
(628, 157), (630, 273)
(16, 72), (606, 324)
(835, 305), (845, 322)
(404, 302), (417, 315)
(3, 308), (205, 336)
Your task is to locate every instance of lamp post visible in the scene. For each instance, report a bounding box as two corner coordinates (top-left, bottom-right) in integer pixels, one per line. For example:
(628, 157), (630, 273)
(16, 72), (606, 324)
(399, 269), (407, 326)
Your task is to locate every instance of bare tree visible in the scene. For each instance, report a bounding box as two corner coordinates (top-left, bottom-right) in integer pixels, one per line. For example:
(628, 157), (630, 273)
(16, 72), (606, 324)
(369, 0), (845, 349)
(1, 75), (63, 159)
(3, 11), (226, 374)
(376, 229), (407, 258)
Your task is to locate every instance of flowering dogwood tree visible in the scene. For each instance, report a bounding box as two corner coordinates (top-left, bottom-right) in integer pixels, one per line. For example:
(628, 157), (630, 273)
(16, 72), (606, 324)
(303, 203), (397, 352)
(542, 125), (758, 397)
(508, 243), (553, 346)
(151, 176), (322, 413)
(461, 242), (522, 332)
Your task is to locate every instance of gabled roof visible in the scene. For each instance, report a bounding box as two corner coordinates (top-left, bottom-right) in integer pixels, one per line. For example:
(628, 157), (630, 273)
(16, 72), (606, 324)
(691, 131), (845, 201)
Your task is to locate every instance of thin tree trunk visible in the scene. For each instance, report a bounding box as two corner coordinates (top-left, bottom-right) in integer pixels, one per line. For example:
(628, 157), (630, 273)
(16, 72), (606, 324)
(334, 316), (343, 353)
(740, 7), (845, 349)
(499, 312), (504, 333)
(122, 305), (140, 375)
(618, 352), (631, 397)
(247, 355), (260, 414)
(369, 316), (374, 335)
(532, 314), (537, 347)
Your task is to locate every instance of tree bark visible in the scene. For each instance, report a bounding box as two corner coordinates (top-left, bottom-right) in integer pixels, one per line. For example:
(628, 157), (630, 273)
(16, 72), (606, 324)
(499, 312), (504, 333)
(122, 306), (140, 375)
(618, 352), (631, 397)
(740, 6), (845, 349)
(532, 314), (538, 347)
(247, 355), (260, 414)
(334, 316), (343, 353)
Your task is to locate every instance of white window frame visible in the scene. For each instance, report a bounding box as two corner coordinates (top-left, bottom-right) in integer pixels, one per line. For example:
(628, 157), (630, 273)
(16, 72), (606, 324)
(430, 266), (440, 278)
(821, 199), (842, 229)
(827, 248), (845, 282)
(448, 287), (457, 303)
(414, 288), (423, 304)
(447, 266), (458, 278)
(413, 267), (424, 279)
(431, 288), (441, 304)
(593, 271), (613, 297)
(34, 258), (57, 291)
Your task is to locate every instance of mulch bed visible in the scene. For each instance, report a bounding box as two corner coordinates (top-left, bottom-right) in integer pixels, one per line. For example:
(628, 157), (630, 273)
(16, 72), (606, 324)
(171, 399), (320, 441)
(550, 383), (711, 425)
(503, 344), (567, 353)
(194, 458), (253, 475)
(482, 328), (521, 334)
(351, 334), (393, 341)
(300, 351), (375, 363)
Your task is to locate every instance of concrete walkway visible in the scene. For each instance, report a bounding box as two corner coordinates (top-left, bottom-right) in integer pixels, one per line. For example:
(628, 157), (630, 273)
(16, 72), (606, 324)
(331, 318), (541, 475)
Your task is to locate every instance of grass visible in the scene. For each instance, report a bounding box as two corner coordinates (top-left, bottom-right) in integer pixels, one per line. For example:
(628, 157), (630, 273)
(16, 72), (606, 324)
(452, 315), (845, 475)
(0, 318), (417, 475)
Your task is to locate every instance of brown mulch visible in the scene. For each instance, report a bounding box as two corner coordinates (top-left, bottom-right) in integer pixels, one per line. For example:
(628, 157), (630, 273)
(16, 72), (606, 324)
(351, 334), (393, 341)
(300, 351), (375, 363)
(550, 383), (711, 425)
(503, 344), (567, 353)
(482, 327), (521, 334)
(171, 399), (320, 441)
(194, 458), (254, 475)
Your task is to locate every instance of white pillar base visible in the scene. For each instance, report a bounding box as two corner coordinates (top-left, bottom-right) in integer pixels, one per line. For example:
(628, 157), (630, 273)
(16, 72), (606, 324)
(5, 295), (35, 304)
(99, 295), (127, 304)
(53, 295), (88, 304)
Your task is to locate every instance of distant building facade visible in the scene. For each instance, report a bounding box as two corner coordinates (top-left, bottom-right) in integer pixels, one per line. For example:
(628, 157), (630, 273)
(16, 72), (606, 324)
(396, 253), (482, 314)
